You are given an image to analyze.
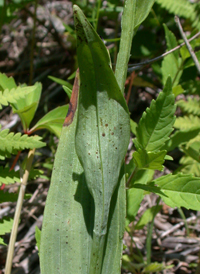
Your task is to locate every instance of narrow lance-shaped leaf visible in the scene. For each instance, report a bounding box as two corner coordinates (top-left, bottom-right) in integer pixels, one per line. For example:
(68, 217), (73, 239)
(115, 0), (155, 92)
(40, 72), (94, 274)
(74, 5), (130, 273)
(161, 24), (182, 86)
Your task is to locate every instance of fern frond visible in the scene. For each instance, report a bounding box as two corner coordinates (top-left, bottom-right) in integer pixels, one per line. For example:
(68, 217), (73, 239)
(0, 217), (14, 245)
(177, 98), (200, 116)
(179, 155), (200, 177)
(175, 115), (200, 130)
(155, 0), (200, 30)
(0, 167), (20, 185)
(0, 125), (46, 158)
(156, 0), (193, 18)
(0, 86), (37, 109)
(0, 73), (16, 91)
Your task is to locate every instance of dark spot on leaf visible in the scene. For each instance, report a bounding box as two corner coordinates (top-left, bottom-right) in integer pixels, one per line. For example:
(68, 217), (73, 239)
(105, 124), (108, 127)
(102, 133), (105, 137)
(57, 229), (59, 231)
(111, 132), (114, 135)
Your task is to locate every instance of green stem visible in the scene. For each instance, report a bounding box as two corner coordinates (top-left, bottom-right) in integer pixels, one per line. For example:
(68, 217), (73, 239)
(115, 0), (136, 93)
(95, 0), (101, 31)
(29, 0), (38, 85)
(146, 197), (161, 265)
(127, 167), (138, 187)
(5, 149), (35, 274)
(178, 207), (190, 236)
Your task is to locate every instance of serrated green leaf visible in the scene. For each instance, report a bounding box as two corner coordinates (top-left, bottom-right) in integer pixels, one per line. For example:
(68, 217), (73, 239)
(161, 24), (182, 86)
(134, 205), (162, 230)
(31, 105), (68, 137)
(74, 5), (130, 274)
(154, 173), (200, 210)
(132, 149), (166, 170)
(134, 77), (175, 151)
(162, 128), (200, 152)
(0, 125), (46, 156)
(0, 166), (20, 185)
(0, 73), (17, 90)
(11, 82), (42, 130)
(0, 217), (14, 245)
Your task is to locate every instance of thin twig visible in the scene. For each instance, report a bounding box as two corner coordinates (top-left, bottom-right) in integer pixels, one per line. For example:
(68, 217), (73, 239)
(175, 16), (200, 75)
(5, 149), (35, 274)
(159, 215), (196, 239)
(127, 32), (200, 72)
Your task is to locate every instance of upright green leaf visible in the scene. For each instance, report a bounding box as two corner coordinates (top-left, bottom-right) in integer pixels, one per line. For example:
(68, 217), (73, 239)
(115, 0), (155, 92)
(74, 5), (130, 273)
(40, 73), (94, 274)
(161, 24), (182, 86)
(134, 77), (175, 152)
